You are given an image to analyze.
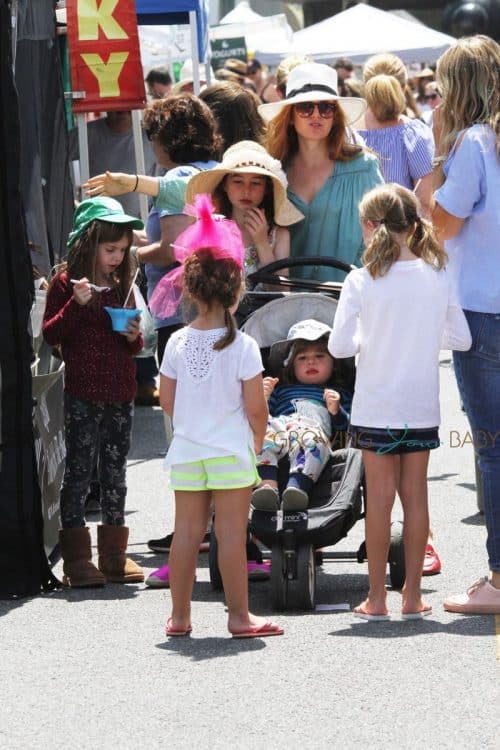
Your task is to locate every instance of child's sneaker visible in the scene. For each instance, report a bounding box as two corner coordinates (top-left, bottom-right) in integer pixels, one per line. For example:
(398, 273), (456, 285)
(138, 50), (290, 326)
(145, 564), (170, 588)
(281, 486), (309, 511)
(247, 560), (271, 581)
(252, 485), (280, 511)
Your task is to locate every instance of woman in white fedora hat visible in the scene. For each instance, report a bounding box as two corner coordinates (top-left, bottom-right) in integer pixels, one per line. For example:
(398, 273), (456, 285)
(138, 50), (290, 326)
(185, 140), (304, 279)
(259, 62), (384, 283)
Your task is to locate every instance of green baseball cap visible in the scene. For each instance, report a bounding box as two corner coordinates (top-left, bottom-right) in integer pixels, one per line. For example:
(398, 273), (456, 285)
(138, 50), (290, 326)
(67, 197), (144, 247)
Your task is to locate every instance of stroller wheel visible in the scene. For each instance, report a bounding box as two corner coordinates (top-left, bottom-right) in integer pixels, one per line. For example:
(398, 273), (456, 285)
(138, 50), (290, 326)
(270, 541), (316, 611)
(388, 520), (406, 589)
(208, 530), (223, 591)
(270, 544), (287, 611)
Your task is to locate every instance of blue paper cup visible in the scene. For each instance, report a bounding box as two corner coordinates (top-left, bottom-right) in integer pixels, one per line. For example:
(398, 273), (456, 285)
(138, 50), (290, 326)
(104, 307), (142, 333)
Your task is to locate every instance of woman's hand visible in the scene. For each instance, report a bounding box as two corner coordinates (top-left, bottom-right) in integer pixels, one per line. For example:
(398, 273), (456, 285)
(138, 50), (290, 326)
(72, 278), (92, 306)
(122, 315), (141, 343)
(83, 171), (136, 197)
(324, 388), (340, 415)
(263, 376), (279, 401)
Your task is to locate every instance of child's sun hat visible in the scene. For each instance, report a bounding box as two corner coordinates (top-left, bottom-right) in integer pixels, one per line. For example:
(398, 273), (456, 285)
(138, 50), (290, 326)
(270, 319), (332, 368)
(185, 140), (304, 227)
(68, 196), (144, 247)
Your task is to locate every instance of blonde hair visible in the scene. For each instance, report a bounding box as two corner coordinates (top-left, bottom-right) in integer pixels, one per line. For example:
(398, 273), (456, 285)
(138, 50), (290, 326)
(365, 74), (406, 122)
(363, 53), (420, 119)
(363, 53), (407, 88)
(265, 100), (362, 164)
(275, 54), (312, 97)
(360, 184), (446, 279)
(436, 35), (500, 159)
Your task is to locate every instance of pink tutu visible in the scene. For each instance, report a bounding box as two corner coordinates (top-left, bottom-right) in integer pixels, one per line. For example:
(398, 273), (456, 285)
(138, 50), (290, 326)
(149, 194), (244, 319)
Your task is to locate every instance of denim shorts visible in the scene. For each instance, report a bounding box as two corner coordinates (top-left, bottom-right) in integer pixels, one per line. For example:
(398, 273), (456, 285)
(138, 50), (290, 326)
(170, 454), (259, 491)
(349, 425), (440, 455)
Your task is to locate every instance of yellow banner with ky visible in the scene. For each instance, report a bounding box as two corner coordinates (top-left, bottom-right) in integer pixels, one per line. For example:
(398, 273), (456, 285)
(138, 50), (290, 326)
(66, 0), (146, 113)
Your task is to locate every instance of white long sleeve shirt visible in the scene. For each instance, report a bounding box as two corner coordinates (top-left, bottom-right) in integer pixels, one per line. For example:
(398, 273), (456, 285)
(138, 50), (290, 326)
(329, 260), (471, 429)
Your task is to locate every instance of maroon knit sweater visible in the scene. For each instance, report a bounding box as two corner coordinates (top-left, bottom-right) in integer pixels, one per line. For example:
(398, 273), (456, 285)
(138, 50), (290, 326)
(43, 272), (143, 403)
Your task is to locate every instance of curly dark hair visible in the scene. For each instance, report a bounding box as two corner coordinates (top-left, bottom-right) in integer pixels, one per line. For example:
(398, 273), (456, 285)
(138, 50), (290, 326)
(142, 94), (221, 163)
(183, 250), (242, 350)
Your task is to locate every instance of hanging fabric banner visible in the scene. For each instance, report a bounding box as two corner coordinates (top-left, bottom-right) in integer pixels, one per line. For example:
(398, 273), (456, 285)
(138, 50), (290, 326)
(66, 0), (146, 113)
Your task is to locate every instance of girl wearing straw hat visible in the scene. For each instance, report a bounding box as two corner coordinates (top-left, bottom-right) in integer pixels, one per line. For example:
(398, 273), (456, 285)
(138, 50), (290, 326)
(185, 140), (303, 281)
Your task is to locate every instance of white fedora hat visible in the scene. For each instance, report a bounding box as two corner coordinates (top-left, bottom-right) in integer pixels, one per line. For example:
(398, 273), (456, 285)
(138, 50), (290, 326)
(259, 62), (366, 125)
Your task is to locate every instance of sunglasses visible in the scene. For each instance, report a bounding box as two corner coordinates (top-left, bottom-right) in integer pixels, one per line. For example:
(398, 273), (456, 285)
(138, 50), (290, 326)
(424, 93), (440, 101)
(294, 101), (337, 119)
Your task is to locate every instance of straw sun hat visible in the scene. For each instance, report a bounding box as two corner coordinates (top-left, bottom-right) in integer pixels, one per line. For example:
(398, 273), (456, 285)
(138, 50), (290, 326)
(185, 141), (304, 227)
(258, 62), (366, 125)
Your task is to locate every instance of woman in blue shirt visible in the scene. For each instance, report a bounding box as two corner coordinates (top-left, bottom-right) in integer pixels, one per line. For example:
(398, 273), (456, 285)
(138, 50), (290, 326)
(359, 73), (434, 218)
(432, 35), (500, 615)
(259, 62), (383, 283)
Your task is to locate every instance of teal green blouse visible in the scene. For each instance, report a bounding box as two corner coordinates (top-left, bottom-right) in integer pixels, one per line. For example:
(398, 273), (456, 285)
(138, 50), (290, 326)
(287, 151), (384, 282)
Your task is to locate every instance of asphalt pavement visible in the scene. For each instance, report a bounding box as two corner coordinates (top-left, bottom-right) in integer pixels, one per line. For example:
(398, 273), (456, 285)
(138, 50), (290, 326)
(1, 353), (499, 749)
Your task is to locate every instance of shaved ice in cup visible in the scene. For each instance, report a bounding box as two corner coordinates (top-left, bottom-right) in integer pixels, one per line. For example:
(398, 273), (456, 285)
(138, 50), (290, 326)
(104, 306), (142, 332)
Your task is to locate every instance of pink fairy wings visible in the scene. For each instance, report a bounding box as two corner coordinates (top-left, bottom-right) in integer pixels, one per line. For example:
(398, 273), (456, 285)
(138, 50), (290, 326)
(148, 194), (244, 319)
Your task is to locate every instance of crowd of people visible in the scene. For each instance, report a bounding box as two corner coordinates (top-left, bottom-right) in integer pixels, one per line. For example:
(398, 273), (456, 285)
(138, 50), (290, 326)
(43, 34), (500, 638)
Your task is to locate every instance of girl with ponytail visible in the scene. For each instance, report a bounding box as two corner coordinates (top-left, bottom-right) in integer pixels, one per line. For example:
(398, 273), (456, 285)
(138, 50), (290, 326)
(157, 194), (283, 639)
(329, 183), (471, 622)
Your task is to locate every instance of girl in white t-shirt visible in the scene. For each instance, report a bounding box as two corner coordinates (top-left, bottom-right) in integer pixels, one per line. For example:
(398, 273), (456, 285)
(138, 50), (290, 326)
(159, 194), (283, 639)
(330, 183), (471, 622)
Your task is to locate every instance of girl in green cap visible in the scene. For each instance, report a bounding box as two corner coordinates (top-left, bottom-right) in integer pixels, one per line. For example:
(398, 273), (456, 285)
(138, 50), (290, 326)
(43, 197), (145, 588)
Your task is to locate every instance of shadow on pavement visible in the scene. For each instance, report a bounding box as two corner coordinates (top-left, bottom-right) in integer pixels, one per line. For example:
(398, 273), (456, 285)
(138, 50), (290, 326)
(461, 512), (485, 526)
(155, 635), (267, 660)
(428, 473), (458, 482)
(329, 615), (496, 638)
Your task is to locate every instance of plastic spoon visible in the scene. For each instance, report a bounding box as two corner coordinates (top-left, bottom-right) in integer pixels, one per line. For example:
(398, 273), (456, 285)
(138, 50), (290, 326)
(70, 278), (110, 292)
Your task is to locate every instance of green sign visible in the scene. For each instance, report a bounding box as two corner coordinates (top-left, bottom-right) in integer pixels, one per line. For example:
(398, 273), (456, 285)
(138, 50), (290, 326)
(210, 37), (247, 71)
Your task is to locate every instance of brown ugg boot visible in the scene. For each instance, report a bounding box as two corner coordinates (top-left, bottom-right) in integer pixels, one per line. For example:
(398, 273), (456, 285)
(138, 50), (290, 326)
(97, 525), (144, 583)
(59, 527), (106, 587)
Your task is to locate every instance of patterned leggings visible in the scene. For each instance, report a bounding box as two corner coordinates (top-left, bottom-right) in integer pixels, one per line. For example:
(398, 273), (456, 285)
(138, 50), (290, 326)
(60, 394), (133, 528)
(257, 414), (331, 482)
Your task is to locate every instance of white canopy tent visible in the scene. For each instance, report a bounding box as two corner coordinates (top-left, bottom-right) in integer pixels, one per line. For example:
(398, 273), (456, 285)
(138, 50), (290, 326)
(210, 11), (293, 58)
(219, 0), (264, 24)
(254, 4), (456, 66)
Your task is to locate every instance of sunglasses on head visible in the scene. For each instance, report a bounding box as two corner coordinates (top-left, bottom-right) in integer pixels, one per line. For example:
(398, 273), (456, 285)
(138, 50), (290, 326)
(294, 101), (337, 119)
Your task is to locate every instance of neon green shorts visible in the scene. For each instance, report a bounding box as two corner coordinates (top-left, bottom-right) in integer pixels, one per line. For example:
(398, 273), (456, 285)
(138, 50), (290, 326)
(170, 454), (259, 491)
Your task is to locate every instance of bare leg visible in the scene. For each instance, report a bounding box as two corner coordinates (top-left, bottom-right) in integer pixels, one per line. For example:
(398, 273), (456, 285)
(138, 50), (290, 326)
(168, 490), (211, 631)
(357, 451), (398, 616)
(213, 487), (274, 633)
(398, 451), (432, 615)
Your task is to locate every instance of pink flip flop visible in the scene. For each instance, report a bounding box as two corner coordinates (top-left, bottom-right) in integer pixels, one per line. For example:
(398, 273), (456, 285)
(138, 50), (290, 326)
(231, 621), (284, 639)
(165, 617), (192, 637)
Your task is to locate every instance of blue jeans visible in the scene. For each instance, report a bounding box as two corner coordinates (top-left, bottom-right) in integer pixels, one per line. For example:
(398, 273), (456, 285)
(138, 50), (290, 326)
(453, 310), (500, 572)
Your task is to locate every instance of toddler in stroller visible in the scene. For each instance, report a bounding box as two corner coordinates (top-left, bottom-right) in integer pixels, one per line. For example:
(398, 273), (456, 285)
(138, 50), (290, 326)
(252, 319), (351, 512)
(235, 293), (366, 611)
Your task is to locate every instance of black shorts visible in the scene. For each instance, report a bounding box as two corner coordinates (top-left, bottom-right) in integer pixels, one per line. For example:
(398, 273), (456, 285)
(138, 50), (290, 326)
(349, 425), (440, 455)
